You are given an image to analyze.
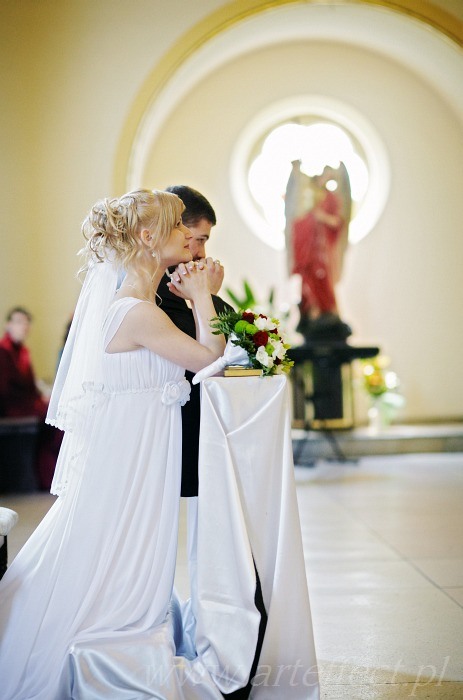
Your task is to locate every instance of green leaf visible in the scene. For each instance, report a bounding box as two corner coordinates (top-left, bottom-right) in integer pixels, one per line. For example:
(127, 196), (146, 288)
(243, 280), (256, 306)
(225, 288), (242, 308)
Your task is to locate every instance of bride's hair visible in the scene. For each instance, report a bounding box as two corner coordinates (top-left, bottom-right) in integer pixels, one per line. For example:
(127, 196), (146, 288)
(80, 189), (185, 274)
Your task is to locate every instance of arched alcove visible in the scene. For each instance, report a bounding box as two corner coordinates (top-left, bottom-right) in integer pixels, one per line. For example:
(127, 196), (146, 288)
(111, 0), (463, 422)
(114, 0), (463, 194)
(229, 95), (390, 249)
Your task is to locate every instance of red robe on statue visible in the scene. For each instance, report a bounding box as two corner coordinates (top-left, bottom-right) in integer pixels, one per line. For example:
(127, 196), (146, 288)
(291, 190), (343, 317)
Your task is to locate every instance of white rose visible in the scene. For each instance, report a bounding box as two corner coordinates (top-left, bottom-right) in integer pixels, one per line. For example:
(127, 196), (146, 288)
(270, 339), (286, 360)
(256, 346), (274, 368)
(254, 316), (268, 331)
(254, 315), (278, 332)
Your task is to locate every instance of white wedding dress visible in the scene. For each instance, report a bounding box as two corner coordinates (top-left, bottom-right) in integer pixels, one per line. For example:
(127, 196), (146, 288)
(0, 298), (223, 699)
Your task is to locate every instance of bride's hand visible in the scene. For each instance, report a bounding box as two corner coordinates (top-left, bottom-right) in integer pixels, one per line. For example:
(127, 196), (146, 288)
(167, 261), (210, 301)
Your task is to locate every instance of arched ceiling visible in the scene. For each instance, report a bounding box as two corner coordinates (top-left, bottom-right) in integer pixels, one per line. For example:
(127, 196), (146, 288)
(113, 1), (463, 192)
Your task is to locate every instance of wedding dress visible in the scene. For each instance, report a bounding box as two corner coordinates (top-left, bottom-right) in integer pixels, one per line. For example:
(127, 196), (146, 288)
(0, 298), (224, 699)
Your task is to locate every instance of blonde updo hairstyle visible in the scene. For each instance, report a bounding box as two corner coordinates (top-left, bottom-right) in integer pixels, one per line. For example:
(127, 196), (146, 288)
(80, 189), (185, 282)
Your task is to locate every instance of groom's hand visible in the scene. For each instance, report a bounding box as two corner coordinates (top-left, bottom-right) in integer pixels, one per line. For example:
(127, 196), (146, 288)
(200, 257), (224, 295)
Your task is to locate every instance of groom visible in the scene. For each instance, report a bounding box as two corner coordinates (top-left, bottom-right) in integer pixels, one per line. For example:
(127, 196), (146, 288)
(159, 185), (231, 497)
(159, 185), (267, 699)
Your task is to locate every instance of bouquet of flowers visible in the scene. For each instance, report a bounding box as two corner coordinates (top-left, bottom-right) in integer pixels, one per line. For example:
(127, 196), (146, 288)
(361, 355), (399, 397)
(360, 355), (405, 429)
(210, 309), (294, 376)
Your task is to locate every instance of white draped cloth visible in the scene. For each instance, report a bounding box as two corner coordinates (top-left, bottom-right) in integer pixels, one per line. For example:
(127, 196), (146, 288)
(194, 376), (319, 699)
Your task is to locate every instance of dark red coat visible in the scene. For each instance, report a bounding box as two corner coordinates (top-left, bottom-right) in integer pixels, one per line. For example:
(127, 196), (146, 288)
(0, 333), (47, 418)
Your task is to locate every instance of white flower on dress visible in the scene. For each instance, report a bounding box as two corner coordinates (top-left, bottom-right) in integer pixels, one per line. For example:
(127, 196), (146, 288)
(161, 379), (191, 406)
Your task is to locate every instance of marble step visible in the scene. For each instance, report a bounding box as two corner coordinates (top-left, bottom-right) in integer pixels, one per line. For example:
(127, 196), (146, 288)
(292, 423), (463, 463)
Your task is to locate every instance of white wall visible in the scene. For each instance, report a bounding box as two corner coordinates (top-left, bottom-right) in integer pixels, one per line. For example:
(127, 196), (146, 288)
(0, 4), (38, 317)
(1, 0), (229, 374)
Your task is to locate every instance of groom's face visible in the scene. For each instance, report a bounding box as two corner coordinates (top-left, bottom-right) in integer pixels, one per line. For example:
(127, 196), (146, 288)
(186, 218), (213, 261)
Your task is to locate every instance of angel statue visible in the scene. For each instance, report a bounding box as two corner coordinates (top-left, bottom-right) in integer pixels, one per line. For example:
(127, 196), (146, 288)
(285, 160), (352, 340)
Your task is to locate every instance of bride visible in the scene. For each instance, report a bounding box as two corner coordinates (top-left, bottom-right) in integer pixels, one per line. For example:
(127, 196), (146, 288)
(0, 189), (226, 699)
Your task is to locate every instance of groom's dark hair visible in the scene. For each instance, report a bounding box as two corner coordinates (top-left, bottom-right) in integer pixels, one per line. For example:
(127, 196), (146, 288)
(165, 185), (216, 227)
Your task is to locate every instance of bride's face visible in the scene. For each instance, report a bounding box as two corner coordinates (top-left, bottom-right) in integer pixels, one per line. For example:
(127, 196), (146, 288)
(160, 218), (193, 268)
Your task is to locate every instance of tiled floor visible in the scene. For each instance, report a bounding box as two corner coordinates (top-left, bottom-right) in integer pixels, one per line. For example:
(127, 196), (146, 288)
(294, 453), (463, 699)
(1, 452), (462, 699)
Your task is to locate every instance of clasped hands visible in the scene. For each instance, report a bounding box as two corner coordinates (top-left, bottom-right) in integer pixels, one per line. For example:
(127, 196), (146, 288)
(167, 257), (224, 299)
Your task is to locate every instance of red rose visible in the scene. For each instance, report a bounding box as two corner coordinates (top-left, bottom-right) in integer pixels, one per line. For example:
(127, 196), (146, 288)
(242, 312), (255, 324)
(253, 330), (269, 347)
(258, 313), (268, 319)
(274, 357), (282, 365)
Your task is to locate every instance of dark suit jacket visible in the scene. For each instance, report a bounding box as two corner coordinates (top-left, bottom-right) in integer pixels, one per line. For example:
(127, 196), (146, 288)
(158, 274), (233, 497)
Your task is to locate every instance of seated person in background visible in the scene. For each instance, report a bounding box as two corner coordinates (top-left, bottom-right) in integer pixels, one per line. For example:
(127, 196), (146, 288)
(0, 307), (47, 419)
(0, 306), (62, 489)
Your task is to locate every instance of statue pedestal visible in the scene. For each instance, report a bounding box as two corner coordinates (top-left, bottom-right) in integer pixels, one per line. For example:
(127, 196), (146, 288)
(289, 340), (379, 429)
